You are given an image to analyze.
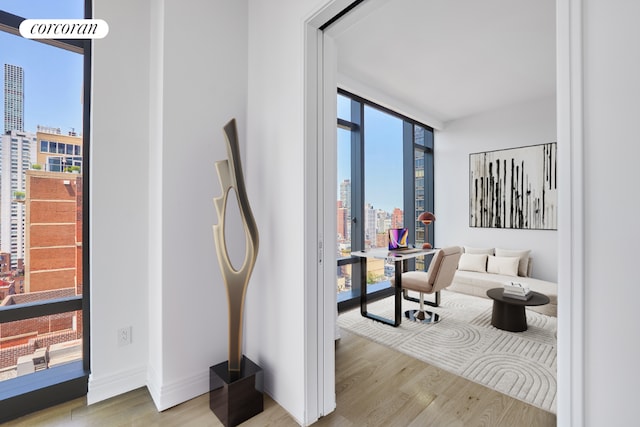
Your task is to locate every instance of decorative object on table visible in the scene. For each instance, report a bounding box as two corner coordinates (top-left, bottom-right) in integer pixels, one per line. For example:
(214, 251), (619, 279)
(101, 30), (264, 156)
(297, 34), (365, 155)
(210, 118), (263, 426)
(503, 281), (532, 300)
(417, 211), (435, 249)
(469, 142), (557, 230)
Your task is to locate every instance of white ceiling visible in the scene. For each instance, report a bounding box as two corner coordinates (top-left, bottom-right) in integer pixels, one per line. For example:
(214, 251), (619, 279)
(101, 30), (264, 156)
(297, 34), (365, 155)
(328, 0), (556, 127)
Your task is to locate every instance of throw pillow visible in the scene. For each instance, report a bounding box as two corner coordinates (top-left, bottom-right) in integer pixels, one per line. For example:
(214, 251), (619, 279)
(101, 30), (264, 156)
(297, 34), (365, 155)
(495, 248), (531, 276)
(463, 246), (495, 255)
(458, 253), (488, 273)
(486, 256), (520, 276)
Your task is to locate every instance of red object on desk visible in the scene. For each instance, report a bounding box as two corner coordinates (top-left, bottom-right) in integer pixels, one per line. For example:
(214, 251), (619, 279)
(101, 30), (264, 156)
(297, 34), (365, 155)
(418, 211), (436, 249)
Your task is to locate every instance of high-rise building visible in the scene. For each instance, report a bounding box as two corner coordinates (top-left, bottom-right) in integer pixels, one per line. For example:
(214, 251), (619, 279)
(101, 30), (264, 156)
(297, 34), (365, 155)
(339, 179), (351, 239)
(364, 203), (376, 244)
(375, 209), (387, 233)
(0, 131), (37, 270)
(339, 179), (351, 211)
(4, 64), (24, 133)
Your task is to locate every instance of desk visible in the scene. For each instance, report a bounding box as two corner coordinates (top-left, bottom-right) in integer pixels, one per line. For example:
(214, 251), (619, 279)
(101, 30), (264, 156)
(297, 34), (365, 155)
(351, 247), (436, 327)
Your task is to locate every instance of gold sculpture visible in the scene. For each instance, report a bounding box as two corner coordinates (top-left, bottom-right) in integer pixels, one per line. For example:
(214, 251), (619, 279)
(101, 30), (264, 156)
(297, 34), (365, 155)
(213, 118), (259, 373)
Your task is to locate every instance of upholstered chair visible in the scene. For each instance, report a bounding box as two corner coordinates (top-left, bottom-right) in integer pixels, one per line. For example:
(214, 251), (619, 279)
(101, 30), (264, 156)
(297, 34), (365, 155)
(394, 246), (462, 324)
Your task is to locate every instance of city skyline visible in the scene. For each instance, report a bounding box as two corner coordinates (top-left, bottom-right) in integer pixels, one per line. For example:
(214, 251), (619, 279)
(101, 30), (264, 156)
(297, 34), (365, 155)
(337, 96), (404, 214)
(0, 2), (84, 135)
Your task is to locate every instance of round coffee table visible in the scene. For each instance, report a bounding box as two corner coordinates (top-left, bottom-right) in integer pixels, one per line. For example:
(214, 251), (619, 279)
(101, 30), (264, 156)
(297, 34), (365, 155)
(486, 288), (550, 332)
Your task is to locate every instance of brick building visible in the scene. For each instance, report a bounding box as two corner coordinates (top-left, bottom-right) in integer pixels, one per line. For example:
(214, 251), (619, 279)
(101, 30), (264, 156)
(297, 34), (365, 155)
(0, 171), (83, 373)
(0, 252), (10, 274)
(24, 170), (82, 294)
(0, 287), (79, 374)
(390, 207), (404, 229)
(336, 200), (347, 241)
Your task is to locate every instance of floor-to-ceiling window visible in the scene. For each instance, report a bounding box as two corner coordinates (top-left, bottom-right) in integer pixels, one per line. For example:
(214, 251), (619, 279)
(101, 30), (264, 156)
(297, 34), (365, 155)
(336, 89), (434, 311)
(0, 2), (90, 421)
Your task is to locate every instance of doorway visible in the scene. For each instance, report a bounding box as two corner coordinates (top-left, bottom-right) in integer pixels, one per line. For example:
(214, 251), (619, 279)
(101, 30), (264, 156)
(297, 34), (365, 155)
(303, 0), (584, 425)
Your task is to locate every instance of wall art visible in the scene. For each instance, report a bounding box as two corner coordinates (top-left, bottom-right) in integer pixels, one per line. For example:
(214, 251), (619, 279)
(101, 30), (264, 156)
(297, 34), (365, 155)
(469, 142), (557, 230)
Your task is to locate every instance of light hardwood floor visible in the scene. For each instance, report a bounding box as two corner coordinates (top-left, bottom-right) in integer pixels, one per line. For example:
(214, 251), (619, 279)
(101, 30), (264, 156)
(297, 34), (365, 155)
(4, 329), (555, 426)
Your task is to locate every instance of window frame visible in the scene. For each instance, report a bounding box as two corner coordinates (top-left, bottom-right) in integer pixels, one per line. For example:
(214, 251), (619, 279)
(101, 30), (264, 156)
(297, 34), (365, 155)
(0, 4), (91, 422)
(336, 89), (434, 312)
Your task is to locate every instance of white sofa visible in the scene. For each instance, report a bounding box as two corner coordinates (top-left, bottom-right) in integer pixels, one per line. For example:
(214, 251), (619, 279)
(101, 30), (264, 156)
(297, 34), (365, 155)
(448, 246), (557, 317)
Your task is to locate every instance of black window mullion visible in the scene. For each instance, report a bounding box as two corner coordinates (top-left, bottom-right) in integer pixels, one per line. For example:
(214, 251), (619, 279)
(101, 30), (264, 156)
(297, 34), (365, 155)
(424, 146), (435, 247)
(338, 88), (434, 134)
(82, 0), (92, 374)
(0, 297), (82, 324)
(350, 98), (364, 297)
(403, 121), (416, 270)
(403, 121), (415, 231)
(0, 10), (84, 54)
(350, 98), (364, 251)
(337, 118), (358, 131)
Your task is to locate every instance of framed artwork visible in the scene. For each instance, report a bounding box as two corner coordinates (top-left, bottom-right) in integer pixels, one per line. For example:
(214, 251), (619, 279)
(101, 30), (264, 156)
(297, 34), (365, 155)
(469, 142), (557, 230)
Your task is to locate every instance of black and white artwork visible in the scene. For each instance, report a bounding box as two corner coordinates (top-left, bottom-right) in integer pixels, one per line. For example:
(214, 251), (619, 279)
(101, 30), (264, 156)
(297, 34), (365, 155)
(469, 143), (557, 230)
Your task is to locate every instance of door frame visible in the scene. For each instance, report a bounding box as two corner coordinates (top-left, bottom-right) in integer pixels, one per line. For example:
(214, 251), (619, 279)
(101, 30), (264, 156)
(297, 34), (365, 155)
(303, 0), (585, 425)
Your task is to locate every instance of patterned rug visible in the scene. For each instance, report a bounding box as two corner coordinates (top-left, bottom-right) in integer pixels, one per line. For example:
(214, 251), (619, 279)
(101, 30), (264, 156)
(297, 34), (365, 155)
(337, 289), (557, 413)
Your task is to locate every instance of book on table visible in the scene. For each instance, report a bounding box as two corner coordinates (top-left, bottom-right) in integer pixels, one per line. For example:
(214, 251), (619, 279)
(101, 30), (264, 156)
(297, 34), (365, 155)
(503, 282), (532, 300)
(503, 291), (533, 301)
(504, 286), (531, 295)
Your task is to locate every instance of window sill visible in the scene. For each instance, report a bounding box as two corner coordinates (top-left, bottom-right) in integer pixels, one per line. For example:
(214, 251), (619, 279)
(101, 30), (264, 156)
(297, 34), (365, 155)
(0, 361), (88, 423)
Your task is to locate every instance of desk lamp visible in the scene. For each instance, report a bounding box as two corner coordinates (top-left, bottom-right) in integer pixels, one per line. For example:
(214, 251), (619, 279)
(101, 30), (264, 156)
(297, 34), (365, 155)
(418, 211), (435, 249)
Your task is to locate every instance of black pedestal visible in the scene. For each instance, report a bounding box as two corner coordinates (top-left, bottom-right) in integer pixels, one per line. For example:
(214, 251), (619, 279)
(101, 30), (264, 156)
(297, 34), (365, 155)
(486, 288), (550, 332)
(491, 301), (528, 332)
(209, 356), (263, 427)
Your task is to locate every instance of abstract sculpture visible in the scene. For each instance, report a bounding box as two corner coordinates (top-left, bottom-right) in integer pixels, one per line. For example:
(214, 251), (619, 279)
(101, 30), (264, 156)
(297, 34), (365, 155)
(210, 119), (263, 427)
(212, 118), (259, 374)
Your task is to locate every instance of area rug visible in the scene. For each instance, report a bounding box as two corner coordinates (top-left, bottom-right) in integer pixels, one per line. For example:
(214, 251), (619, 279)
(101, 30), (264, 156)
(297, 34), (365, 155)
(337, 290), (557, 413)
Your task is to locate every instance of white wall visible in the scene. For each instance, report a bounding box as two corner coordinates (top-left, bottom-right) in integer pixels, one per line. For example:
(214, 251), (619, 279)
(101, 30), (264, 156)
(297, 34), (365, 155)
(582, 0), (640, 424)
(90, 0), (251, 411)
(89, 0), (151, 403)
(435, 96), (557, 281)
(150, 0), (249, 410)
(245, 1), (320, 423)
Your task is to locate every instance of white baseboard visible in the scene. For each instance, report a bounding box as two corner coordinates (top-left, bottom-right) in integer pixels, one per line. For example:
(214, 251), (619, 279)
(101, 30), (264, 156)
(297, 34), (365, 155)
(87, 364), (147, 405)
(89, 364), (210, 412)
(89, 365), (302, 423)
(147, 368), (210, 412)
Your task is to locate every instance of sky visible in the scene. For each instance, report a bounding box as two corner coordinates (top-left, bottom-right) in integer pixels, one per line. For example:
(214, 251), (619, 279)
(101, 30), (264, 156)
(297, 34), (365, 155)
(337, 96), (403, 214)
(0, 1), (85, 134)
(3, 2), (405, 212)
